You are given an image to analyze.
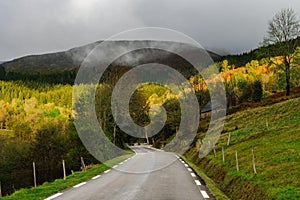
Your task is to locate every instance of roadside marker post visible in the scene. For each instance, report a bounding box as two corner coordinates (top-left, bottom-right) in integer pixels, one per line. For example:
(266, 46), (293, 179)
(62, 160), (66, 180)
(222, 147), (225, 164)
(235, 150), (239, 172)
(33, 162), (37, 187)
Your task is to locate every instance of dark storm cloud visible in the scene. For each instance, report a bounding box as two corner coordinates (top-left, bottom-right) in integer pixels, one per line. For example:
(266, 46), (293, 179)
(0, 0), (300, 61)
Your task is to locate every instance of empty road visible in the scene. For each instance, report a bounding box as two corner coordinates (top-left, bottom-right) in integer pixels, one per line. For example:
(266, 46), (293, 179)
(47, 146), (213, 200)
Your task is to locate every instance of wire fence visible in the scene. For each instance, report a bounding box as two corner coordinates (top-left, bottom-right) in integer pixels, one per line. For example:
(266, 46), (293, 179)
(200, 115), (300, 175)
(0, 158), (86, 197)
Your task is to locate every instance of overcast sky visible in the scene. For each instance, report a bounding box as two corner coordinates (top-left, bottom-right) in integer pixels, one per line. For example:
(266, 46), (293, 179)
(1, 0), (300, 61)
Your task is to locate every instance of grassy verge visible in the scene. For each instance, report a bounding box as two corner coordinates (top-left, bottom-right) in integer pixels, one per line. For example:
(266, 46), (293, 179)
(181, 155), (230, 200)
(0, 154), (133, 200)
(186, 97), (300, 199)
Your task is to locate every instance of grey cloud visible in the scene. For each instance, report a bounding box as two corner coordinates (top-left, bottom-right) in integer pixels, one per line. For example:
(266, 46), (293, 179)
(0, 0), (300, 61)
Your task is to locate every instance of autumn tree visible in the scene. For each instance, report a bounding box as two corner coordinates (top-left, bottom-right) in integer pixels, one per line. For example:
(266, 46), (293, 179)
(264, 8), (300, 95)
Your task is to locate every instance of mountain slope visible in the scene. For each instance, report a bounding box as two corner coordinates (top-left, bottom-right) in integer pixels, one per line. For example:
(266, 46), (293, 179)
(1, 41), (220, 72)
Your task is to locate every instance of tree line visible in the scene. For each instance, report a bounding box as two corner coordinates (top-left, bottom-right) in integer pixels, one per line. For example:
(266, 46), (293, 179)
(0, 8), (299, 197)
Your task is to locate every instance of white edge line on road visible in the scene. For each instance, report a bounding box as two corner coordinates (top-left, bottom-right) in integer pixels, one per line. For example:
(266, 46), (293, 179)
(200, 190), (210, 199)
(73, 182), (87, 188)
(112, 165), (118, 168)
(190, 173), (196, 177)
(44, 193), (63, 200)
(46, 157), (131, 199)
(92, 175), (101, 180)
(195, 180), (201, 185)
(181, 161), (185, 164)
(187, 168), (192, 172)
(184, 164), (189, 167)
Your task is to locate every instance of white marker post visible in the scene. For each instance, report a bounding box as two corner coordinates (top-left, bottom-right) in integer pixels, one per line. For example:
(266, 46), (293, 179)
(235, 150), (239, 172)
(222, 147), (225, 164)
(33, 162), (37, 187)
(227, 133), (231, 146)
(252, 145), (257, 175)
(81, 157), (86, 172)
(62, 160), (66, 180)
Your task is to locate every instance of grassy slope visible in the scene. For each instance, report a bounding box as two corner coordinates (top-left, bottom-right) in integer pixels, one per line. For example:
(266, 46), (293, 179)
(181, 155), (231, 200)
(0, 154), (133, 200)
(186, 97), (300, 200)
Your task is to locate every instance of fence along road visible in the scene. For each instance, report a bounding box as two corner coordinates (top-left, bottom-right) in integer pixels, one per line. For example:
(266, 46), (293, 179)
(47, 146), (213, 200)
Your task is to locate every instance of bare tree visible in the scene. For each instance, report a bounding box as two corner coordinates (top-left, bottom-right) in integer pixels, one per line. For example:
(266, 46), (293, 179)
(264, 8), (300, 96)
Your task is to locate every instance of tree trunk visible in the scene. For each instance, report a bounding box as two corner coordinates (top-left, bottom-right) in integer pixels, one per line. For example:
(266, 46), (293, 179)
(285, 57), (291, 96)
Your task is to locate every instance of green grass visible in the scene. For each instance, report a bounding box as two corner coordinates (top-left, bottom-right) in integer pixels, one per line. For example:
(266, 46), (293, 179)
(0, 129), (15, 138)
(181, 155), (231, 200)
(186, 97), (300, 199)
(0, 154), (133, 200)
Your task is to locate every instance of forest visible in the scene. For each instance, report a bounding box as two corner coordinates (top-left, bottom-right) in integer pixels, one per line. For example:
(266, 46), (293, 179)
(0, 43), (299, 196)
(1, 8), (300, 195)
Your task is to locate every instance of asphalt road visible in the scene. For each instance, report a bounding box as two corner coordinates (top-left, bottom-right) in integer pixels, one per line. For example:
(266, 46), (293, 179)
(47, 146), (212, 200)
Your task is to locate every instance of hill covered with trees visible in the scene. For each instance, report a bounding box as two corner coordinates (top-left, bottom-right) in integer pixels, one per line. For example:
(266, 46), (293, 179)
(0, 31), (300, 198)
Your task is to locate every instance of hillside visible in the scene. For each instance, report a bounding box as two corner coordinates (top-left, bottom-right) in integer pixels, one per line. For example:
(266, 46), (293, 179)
(185, 97), (300, 199)
(219, 37), (300, 68)
(1, 40), (220, 72)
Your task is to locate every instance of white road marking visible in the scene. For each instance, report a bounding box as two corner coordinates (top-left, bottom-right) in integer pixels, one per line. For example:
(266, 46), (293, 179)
(201, 190), (210, 198)
(73, 182), (87, 188)
(92, 175), (101, 180)
(175, 155), (179, 158)
(104, 169), (111, 173)
(190, 173), (196, 177)
(195, 180), (201, 185)
(181, 161), (185, 164)
(187, 168), (192, 172)
(184, 164), (189, 167)
(44, 193), (63, 200)
(119, 162), (124, 165)
(112, 165), (118, 168)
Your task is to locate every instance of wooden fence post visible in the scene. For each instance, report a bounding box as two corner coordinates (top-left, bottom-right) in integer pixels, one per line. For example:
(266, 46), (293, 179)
(252, 145), (257, 175)
(235, 150), (239, 172)
(198, 139), (202, 145)
(33, 162), (37, 187)
(0, 181), (2, 197)
(81, 157), (86, 172)
(62, 160), (66, 180)
(222, 147), (225, 164)
(227, 133), (231, 146)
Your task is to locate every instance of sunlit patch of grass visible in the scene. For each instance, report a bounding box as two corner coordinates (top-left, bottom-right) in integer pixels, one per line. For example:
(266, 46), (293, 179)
(187, 97), (300, 199)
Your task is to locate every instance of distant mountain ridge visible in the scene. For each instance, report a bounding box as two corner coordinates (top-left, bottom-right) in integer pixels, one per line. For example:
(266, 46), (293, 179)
(1, 40), (220, 72)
